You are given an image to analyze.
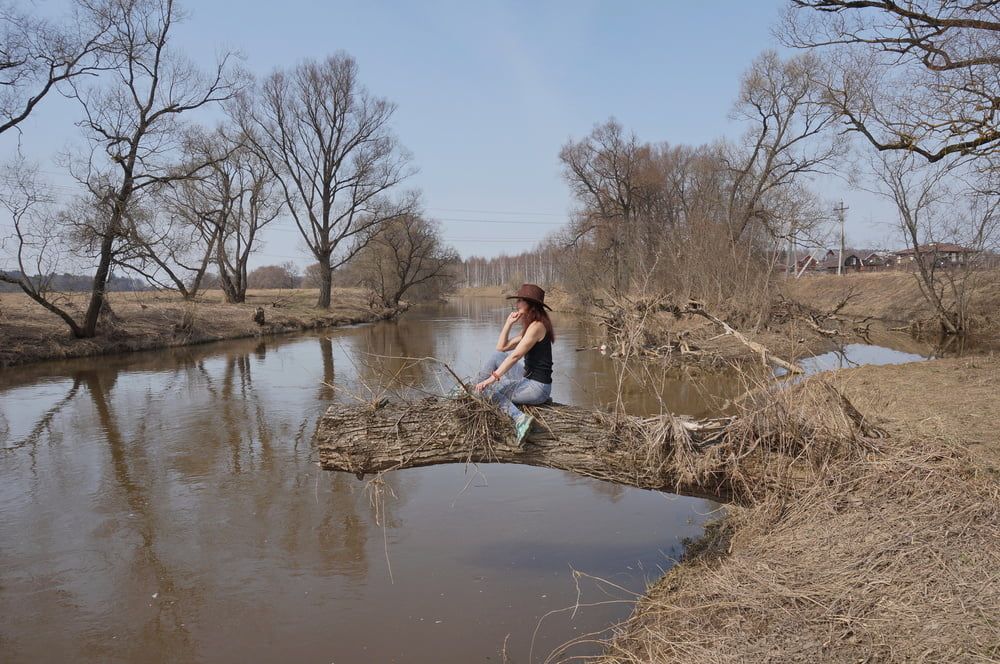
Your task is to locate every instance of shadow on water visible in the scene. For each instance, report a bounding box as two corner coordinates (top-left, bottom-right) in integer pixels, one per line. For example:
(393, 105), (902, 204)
(0, 298), (777, 662)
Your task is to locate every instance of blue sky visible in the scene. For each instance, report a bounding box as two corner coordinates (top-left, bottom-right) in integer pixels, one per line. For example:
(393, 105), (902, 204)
(4, 0), (898, 267)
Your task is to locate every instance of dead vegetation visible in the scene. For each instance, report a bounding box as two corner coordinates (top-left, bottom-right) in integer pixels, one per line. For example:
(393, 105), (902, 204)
(580, 356), (1000, 664)
(0, 287), (395, 368)
(592, 439), (999, 663)
(315, 370), (886, 504)
(591, 290), (880, 372)
(785, 269), (1000, 342)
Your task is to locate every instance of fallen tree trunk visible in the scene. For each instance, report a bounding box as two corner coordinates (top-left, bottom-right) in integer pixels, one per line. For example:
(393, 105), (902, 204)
(316, 397), (736, 499)
(315, 386), (883, 502)
(682, 304), (804, 375)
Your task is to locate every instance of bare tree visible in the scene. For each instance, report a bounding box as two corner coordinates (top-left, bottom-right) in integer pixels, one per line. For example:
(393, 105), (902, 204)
(0, 159), (86, 335)
(123, 192), (218, 300)
(57, 0), (239, 337)
(782, 0), (1000, 163)
(0, 0), (112, 135)
(559, 119), (652, 292)
(863, 152), (1000, 333)
(207, 138), (282, 303)
(139, 128), (281, 302)
(353, 214), (459, 308)
(238, 53), (416, 309)
(723, 50), (841, 244)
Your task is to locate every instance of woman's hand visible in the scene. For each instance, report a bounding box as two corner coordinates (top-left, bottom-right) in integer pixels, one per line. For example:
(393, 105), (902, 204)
(505, 311), (521, 326)
(474, 376), (497, 392)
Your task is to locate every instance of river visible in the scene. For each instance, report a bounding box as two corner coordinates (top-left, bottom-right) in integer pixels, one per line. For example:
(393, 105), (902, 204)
(1, 297), (900, 663)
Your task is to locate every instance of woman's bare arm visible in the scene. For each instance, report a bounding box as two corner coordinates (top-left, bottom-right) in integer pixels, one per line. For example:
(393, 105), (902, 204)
(496, 311), (523, 351)
(498, 334), (523, 351)
(491, 322), (545, 377)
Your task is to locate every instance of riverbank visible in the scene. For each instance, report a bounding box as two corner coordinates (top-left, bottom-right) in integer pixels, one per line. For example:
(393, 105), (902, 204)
(0, 288), (396, 368)
(600, 354), (1000, 662)
(784, 269), (1000, 334)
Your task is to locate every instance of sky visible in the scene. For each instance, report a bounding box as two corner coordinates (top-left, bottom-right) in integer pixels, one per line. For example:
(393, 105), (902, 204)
(2, 0), (900, 270)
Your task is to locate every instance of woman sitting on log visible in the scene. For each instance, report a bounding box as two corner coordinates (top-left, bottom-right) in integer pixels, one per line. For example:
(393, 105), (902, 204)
(472, 284), (555, 443)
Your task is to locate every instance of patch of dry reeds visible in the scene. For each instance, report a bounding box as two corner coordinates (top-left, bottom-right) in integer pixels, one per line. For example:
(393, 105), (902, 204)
(594, 375), (885, 502)
(588, 437), (1000, 663)
(446, 391), (514, 461)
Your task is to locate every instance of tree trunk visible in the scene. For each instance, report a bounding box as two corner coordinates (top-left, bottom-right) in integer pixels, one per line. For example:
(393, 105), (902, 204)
(81, 230), (117, 338)
(315, 397), (739, 500)
(317, 260), (333, 309)
(185, 233), (218, 300)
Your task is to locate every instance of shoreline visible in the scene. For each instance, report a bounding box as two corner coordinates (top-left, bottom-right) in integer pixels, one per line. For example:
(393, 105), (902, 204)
(0, 288), (400, 370)
(597, 354), (999, 662)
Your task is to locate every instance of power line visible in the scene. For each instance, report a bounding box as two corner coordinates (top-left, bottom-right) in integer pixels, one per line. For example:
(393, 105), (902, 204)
(425, 206), (564, 217)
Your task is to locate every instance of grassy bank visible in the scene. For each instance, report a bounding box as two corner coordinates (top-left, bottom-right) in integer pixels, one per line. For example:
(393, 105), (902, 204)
(0, 288), (395, 368)
(784, 269), (1000, 329)
(598, 354), (1000, 662)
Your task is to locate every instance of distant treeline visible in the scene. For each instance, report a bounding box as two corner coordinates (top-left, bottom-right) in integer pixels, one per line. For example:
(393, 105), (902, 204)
(0, 272), (150, 293)
(461, 247), (560, 288)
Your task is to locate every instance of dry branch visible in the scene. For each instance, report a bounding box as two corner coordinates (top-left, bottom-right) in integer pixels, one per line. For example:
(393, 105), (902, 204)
(681, 302), (804, 374)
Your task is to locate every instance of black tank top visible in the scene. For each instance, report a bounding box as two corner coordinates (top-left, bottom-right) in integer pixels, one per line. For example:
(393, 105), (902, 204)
(524, 336), (553, 384)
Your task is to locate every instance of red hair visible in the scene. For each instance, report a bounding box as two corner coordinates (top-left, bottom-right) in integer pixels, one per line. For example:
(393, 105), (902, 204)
(522, 301), (555, 343)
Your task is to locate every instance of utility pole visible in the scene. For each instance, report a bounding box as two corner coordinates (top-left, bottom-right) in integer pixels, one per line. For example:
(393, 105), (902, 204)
(834, 201), (848, 276)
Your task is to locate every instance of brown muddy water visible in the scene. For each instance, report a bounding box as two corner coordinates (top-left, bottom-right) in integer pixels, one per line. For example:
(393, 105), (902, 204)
(0, 298), (927, 663)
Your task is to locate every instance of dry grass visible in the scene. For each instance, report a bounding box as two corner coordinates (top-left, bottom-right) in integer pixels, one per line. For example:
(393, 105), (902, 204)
(829, 354), (1000, 472)
(785, 269), (1000, 332)
(577, 355), (1000, 664)
(0, 287), (394, 368)
(444, 391), (514, 461)
(595, 443), (998, 663)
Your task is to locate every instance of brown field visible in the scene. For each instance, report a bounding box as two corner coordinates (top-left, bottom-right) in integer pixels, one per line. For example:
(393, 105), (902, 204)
(0, 288), (393, 368)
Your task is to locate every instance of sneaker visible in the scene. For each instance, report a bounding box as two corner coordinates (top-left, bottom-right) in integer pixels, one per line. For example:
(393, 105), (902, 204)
(514, 414), (535, 445)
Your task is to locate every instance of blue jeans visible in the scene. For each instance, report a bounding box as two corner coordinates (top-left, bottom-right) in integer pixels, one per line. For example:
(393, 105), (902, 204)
(476, 350), (552, 421)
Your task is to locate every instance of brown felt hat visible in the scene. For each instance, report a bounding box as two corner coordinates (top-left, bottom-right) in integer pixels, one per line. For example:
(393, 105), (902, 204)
(506, 283), (552, 311)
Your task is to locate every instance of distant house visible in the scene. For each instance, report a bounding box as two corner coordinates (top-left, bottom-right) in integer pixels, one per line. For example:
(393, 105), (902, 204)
(787, 248), (896, 276)
(818, 249), (864, 272)
(861, 251), (893, 268)
(793, 250), (825, 273)
(894, 243), (977, 267)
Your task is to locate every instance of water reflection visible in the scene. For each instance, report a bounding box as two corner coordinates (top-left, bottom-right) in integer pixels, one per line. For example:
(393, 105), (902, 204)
(1, 299), (718, 663)
(799, 343), (926, 373)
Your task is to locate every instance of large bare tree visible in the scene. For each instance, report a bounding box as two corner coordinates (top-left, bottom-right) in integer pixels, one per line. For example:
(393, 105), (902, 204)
(723, 50), (841, 245)
(238, 53), (416, 309)
(57, 0), (239, 337)
(0, 0), (112, 135)
(559, 119), (653, 292)
(782, 0), (1000, 163)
